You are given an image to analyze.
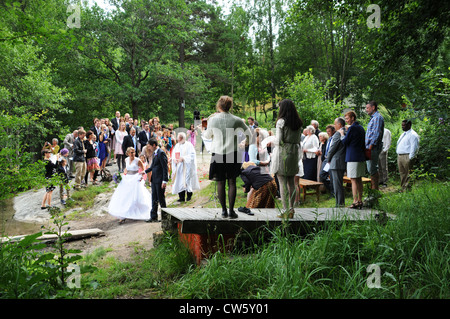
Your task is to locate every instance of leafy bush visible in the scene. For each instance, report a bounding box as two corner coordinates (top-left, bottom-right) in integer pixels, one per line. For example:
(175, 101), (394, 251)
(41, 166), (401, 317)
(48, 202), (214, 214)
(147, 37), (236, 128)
(385, 107), (450, 181)
(0, 112), (47, 200)
(285, 71), (342, 127)
(0, 207), (84, 299)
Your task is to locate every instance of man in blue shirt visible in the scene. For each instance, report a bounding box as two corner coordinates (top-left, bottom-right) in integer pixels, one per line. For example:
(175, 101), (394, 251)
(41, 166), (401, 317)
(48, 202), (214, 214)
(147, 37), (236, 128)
(365, 101), (384, 190)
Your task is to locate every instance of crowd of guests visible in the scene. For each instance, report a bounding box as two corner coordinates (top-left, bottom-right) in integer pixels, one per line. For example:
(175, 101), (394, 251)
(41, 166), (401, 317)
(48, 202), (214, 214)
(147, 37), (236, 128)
(40, 100), (420, 220)
(198, 101), (415, 218)
(40, 111), (193, 209)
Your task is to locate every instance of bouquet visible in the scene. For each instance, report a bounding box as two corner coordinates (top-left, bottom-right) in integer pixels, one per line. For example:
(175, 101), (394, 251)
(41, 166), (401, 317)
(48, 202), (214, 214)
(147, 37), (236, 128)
(113, 172), (122, 184)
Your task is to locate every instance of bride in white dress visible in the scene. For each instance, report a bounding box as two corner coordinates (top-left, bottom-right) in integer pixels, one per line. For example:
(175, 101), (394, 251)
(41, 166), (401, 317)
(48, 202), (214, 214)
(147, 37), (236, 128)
(108, 147), (152, 223)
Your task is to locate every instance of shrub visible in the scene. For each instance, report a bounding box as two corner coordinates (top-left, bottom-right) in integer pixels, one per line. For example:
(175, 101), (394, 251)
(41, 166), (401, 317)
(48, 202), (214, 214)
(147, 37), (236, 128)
(285, 71), (342, 127)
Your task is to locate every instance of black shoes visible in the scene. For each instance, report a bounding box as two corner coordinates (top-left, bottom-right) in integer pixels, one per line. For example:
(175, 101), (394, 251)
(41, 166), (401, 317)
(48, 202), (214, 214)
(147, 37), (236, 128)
(238, 207), (254, 215)
(221, 209), (237, 218)
(228, 210), (238, 219)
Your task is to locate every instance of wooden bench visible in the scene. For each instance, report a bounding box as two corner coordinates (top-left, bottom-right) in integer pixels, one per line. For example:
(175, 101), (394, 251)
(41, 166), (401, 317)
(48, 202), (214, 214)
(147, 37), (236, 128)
(298, 179), (323, 202)
(343, 176), (371, 189)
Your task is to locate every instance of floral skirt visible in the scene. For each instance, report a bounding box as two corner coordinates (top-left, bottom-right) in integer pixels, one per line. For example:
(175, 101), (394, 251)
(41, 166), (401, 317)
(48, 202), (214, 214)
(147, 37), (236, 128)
(246, 180), (278, 208)
(86, 157), (100, 172)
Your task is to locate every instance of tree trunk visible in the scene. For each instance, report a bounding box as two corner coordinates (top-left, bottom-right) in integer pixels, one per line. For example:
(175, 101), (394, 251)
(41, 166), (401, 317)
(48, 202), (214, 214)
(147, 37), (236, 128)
(253, 64), (257, 121)
(268, 0), (277, 118)
(131, 98), (139, 121)
(178, 42), (185, 128)
(231, 40), (235, 101)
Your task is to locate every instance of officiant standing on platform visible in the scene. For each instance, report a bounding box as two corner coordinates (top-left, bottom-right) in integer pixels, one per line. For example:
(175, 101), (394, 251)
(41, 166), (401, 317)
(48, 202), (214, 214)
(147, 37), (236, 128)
(202, 95), (251, 219)
(171, 132), (200, 202)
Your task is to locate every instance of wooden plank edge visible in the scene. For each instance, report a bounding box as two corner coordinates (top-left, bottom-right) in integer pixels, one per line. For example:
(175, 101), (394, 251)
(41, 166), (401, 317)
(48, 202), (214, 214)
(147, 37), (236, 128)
(1, 228), (105, 244)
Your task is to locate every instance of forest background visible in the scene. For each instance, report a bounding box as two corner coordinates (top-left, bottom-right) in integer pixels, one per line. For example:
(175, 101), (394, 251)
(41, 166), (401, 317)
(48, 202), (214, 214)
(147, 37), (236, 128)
(0, 0), (449, 200)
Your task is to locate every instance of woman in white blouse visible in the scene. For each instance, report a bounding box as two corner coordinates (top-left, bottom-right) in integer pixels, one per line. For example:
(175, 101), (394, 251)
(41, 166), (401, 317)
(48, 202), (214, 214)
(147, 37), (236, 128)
(114, 121), (128, 172)
(302, 125), (319, 181)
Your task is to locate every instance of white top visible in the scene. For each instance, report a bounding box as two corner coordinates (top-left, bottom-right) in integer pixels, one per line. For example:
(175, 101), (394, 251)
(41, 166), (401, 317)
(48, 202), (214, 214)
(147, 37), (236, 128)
(115, 130), (127, 144)
(302, 134), (319, 159)
(126, 157), (140, 171)
(382, 128), (392, 152)
(396, 129), (419, 159)
(202, 112), (251, 155)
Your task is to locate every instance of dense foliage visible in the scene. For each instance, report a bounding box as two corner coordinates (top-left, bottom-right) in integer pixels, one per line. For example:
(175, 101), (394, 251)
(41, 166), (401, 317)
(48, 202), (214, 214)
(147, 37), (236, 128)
(1, 0), (449, 197)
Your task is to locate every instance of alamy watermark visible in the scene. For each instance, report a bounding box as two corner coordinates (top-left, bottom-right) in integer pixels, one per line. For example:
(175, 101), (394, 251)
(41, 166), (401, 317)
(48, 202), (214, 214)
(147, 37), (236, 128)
(66, 3), (81, 29)
(366, 264), (382, 289)
(66, 264), (81, 289)
(367, 4), (381, 29)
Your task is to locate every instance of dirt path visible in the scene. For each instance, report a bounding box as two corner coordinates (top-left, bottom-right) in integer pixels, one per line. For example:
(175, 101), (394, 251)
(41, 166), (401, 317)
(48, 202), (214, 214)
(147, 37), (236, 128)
(64, 153), (212, 262)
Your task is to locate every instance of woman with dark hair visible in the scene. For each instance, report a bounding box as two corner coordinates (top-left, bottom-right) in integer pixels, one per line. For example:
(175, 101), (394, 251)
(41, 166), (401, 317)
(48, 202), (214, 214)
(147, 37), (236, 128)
(270, 99), (303, 219)
(202, 95), (251, 218)
(340, 110), (366, 208)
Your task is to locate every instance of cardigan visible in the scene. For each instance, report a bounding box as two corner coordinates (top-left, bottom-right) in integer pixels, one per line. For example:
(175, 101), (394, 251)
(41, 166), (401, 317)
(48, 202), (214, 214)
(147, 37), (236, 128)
(202, 112), (251, 155)
(341, 121), (366, 162)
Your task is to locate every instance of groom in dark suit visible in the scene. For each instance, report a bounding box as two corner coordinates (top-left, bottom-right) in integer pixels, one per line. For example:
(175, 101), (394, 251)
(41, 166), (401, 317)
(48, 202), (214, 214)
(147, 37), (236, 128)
(143, 138), (168, 222)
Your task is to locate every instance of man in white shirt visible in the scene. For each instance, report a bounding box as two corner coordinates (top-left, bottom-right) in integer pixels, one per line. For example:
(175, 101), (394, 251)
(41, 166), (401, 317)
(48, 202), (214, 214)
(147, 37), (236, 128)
(396, 120), (419, 191)
(379, 128), (392, 187)
(247, 117), (257, 129)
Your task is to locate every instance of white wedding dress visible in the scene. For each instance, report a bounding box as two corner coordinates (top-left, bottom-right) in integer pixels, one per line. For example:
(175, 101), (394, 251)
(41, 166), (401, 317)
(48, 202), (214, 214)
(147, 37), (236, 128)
(108, 157), (151, 220)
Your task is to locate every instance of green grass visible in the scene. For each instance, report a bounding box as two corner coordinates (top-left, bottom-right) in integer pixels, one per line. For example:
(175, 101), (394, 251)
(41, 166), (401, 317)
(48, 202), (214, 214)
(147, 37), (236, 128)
(77, 233), (194, 299)
(162, 183), (449, 299)
(74, 180), (449, 299)
(62, 183), (113, 218)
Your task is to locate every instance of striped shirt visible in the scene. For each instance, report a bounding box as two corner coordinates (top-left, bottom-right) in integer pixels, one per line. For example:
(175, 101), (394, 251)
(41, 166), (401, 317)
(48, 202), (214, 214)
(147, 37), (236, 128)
(365, 111), (384, 148)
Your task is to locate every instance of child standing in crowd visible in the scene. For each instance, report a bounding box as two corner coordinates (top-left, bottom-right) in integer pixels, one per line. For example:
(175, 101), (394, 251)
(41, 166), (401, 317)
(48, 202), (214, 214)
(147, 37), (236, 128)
(41, 149), (59, 209)
(57, 157), (71, 205)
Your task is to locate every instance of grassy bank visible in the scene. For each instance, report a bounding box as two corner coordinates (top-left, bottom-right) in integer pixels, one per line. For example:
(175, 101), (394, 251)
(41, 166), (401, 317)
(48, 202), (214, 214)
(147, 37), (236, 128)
(77, 181), (449, 299)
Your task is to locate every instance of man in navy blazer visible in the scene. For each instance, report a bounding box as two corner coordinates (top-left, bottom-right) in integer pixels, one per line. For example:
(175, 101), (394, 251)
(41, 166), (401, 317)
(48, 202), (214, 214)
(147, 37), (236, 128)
(138, 123), (151, 151)
(122, 127), (139, 156)
(143, 138), (168, 222)
(327, 117), (347, 207)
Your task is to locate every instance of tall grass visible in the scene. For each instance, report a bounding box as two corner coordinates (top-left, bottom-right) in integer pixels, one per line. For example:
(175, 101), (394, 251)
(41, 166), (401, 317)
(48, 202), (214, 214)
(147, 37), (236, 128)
(79, 233), (194, 298)
(165, 182), (449, 299)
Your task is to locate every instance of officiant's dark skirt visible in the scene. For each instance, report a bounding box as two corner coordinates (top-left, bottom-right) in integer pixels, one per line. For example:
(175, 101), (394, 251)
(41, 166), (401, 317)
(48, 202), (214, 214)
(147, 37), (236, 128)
(209, 151), (243, 181)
